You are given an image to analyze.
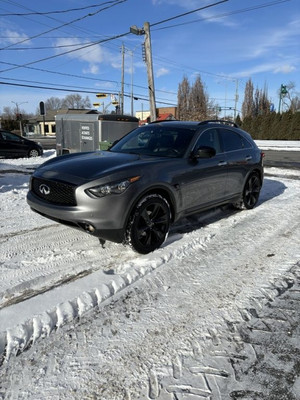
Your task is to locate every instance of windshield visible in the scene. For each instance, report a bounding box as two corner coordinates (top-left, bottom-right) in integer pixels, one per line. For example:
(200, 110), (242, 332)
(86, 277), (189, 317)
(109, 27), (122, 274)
(110, 125), (196, 158)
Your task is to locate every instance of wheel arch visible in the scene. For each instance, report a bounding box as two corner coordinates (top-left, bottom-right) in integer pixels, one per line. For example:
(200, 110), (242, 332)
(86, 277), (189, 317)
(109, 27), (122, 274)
(247, 167), (263, 185)
(126, 185), (177, 227)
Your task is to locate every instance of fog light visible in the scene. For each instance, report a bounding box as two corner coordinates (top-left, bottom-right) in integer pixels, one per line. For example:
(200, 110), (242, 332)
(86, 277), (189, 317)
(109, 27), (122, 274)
(85, 224), (95, 233)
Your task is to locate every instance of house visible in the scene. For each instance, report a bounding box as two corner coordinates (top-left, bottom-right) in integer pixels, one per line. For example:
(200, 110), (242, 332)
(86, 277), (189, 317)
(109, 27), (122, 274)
(137, 106), (178, 125)
(25, 109), (98, 136)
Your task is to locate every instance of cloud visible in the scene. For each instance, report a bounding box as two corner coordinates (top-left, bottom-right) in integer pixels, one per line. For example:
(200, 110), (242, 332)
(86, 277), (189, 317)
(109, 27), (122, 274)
(273, 64), (296, 74)
(0, 29), (31, 46)
(156, 67), (169, 77)
(54, 38), (120, 75)
(83, 64), (100, 75)
(233, 62), (297, 78)
(243, 17), (300, 59)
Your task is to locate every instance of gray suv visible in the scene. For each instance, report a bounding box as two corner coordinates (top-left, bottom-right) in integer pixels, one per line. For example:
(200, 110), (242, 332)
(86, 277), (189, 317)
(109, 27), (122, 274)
(27, 120), (264, 254)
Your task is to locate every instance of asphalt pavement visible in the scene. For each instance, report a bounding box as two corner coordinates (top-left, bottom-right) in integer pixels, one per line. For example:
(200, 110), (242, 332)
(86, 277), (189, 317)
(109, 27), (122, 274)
(263, 150), (300, 169)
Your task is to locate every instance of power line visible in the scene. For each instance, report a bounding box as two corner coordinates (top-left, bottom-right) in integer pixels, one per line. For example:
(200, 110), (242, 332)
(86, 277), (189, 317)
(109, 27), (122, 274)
(0, 1), (126, 16)
(0, 40), (101, 51)
(152, 0), (290, 31)
(0, 0), (127, 50)
(0, 81), (177, 106)
(0, 32), (130, 73)
(150, 0), (228, 27)
(0, 0), (126, 46)
(0, 66), (177, 98)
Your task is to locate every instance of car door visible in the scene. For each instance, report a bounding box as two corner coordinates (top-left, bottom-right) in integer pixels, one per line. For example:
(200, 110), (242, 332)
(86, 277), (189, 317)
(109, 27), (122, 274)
(0, 130), (27, 157)
(178, 128), (228, 213)
(218, 128), (255, 198)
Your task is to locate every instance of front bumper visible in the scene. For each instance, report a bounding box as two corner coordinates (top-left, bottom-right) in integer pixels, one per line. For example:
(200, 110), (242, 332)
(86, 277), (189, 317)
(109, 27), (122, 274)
(26, 186), (134, 243)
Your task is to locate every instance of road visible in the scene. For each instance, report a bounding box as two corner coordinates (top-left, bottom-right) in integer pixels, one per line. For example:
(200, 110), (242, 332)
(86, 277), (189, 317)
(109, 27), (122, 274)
(264, 149), (300, 169)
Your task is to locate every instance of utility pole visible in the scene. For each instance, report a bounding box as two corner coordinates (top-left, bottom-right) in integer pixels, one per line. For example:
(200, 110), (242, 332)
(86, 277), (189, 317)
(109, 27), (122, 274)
(130, 22), (156, 122)
(120, 43), (125, 115)
(278, 84), (288, 113)
(11, 101), (28, 135)
(143, 22), (156, 122)
(234, 79), (239, 120)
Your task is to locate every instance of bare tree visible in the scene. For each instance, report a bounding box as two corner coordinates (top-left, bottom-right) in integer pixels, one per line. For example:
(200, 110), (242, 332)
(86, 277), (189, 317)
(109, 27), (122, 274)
(61, 94), (91, 109)
(40, 94), (92, 113)
(177, 76), (190, 120)
(242, 78), (255, 118)
(283, 82), (300, 112)
(45, 97), (63, 112)
(177, 75), (211, 120)
(190, 76), (209, 120)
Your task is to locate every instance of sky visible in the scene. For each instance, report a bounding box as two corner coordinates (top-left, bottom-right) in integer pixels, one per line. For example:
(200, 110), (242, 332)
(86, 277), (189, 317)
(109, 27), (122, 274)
(0, 0), (299, 119)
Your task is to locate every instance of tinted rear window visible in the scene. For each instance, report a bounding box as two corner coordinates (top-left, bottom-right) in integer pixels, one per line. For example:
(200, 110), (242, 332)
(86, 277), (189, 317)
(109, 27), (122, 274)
(220, 128), (252, 152)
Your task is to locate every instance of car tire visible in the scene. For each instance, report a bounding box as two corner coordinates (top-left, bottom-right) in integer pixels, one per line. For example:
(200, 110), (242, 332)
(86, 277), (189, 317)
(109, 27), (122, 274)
(128, 194), (171, 254)
(28, 148), (40, 158)
(233, 172), (262, 210)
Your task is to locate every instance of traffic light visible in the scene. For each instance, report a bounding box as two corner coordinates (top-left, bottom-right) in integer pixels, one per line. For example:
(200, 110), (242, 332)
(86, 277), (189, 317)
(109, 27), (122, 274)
(96, 93), (107, 98)
(93, 103), (101, 107)
(281, 84), (288, 95)
(39, 101), (45, 115)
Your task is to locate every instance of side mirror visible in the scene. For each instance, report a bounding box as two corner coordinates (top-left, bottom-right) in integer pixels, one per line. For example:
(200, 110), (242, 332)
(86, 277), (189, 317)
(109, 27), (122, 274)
(192, 146), (216, 159)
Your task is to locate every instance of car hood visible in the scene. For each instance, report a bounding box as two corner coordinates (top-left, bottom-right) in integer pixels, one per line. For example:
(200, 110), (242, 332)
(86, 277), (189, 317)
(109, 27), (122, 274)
(34, 151), (159, 184)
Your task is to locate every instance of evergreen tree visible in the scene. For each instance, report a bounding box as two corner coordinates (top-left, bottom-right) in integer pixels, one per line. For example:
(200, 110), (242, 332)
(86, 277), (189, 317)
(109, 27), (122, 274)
(290, 111), (300, 139)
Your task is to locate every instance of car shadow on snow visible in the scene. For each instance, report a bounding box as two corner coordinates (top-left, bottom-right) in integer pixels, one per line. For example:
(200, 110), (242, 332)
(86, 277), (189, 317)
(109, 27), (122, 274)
(258, 177), (287, 204)
(167, 178), (287, 243)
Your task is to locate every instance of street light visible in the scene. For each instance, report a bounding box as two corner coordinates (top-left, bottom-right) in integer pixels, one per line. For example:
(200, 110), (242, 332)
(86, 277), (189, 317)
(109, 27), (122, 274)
(11, 101), (28, 135)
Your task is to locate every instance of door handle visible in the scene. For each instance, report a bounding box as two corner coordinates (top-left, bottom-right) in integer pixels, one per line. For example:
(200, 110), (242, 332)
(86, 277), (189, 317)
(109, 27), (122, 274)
(218, 161), (227, 166)
(245, 155), (252, 161)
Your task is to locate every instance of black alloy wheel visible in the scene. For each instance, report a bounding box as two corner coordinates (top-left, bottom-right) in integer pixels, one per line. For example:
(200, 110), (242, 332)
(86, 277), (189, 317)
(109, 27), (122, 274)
(243, 173), (262, 209)
(129, 194), (171, 254)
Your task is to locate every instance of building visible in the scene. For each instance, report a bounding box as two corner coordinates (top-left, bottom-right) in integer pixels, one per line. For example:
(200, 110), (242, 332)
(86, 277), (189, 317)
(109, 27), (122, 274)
(25, 109), (98, 136)
(136, 106), (178, 125)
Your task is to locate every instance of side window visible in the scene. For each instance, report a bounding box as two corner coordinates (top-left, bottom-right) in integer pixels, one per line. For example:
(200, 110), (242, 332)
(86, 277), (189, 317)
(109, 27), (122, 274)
(1, 131), (21, 142)
(220, 128), (243, 152)
(195, 129), (221, 154)
(240, 136), (253, 149)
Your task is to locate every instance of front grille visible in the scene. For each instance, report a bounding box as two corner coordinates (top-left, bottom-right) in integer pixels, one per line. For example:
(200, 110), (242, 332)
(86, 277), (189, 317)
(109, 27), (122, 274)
(32, 177), (77, 206)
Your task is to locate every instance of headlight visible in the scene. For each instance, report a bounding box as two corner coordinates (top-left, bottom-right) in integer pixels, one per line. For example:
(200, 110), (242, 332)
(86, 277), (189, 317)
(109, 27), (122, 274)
(86, 176), (140, 198)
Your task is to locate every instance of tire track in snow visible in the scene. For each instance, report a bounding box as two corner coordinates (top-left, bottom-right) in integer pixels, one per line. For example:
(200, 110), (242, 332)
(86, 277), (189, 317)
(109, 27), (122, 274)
(0, 227), (215, 366)
(0, 224), (137, 309)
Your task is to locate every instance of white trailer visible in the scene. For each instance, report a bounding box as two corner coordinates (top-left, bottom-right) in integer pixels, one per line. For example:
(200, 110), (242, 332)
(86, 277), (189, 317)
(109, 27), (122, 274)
(55, 114), (139, 156)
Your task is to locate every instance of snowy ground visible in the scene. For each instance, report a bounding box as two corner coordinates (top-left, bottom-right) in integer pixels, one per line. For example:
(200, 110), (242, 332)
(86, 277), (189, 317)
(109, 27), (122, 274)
(0, 143), (299, 399)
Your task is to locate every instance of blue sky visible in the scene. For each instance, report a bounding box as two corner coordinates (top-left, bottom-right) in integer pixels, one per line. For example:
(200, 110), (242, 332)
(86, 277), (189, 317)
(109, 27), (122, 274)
(0, 0), (299, 118)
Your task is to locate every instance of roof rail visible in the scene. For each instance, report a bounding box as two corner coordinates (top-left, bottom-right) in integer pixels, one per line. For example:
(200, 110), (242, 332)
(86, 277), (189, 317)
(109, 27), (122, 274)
(198, 119), (239, 128)
(149, 119), (178, 124)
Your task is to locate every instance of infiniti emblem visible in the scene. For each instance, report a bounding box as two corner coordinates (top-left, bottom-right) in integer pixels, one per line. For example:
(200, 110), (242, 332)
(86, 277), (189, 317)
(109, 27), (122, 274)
(39, 183), (51, 195)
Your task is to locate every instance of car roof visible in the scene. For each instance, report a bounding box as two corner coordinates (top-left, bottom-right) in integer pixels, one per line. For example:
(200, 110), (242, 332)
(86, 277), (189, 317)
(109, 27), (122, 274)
(150, 119), (239, 129)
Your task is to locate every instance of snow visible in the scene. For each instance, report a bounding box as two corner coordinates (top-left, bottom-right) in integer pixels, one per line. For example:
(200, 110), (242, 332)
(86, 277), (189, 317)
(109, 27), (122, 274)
(255, 140), (300, 151)
(0, 142), (300, 398)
